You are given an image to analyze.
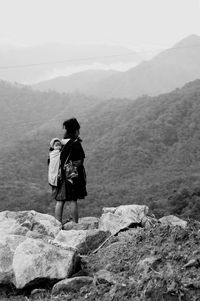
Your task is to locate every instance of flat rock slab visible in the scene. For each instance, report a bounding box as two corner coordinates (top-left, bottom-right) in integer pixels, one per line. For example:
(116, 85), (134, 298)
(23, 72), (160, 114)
(0, 234), (77, 289)
(52, 276), (93, 295)
(53, 229), (108, 254)
(0, 211), (61, 238)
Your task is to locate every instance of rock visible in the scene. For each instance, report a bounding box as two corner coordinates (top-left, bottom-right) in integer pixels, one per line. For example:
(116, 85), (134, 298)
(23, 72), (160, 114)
(99, 205), (149, 235)
(52, 276), (93, 295)
(0, 211), (61, 238)
(79, 217), (99, 229)
(25, 230), (50, 242)
(0, 235), (26, 284)
(13, 237), (77, 288)
(141, 216), (158, 229)
(114, 205), (149, 221)
(99, 213), (134, 235)
(53, 229), (108, 254)
(159, 215), (187, 228)
(62, 221), (80, 230)
(102, 207), (117, 214)
(0, 234), (77, 288)
(62, 217), (99, 231)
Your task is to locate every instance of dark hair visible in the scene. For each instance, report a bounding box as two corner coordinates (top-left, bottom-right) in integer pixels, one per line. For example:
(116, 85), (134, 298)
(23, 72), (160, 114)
(63, 118), (80, 138)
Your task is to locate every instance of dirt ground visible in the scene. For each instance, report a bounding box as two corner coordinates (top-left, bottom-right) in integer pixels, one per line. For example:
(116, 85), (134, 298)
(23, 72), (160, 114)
(57, 220), (200, 301)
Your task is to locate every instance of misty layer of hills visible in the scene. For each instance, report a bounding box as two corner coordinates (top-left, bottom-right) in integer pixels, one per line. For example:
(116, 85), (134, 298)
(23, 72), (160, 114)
(33, 35), (200, 100)
(1, 77), (200, 219)
(33, 70), (119, 95)
(0, 43), (143, 84)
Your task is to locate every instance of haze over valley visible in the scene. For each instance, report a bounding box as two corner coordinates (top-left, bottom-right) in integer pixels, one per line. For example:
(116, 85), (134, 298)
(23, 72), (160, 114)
(0, 43), (145, 84)
(33, 35), (200, 100)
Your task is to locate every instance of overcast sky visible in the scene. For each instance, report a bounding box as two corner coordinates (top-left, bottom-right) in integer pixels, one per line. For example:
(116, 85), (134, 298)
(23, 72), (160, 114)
(0, 0), (200, 51)
(0, 0), (200, 83)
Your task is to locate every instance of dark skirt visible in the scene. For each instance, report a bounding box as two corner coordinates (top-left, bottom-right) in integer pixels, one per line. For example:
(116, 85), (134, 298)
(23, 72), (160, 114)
(52, 166), (87, 202)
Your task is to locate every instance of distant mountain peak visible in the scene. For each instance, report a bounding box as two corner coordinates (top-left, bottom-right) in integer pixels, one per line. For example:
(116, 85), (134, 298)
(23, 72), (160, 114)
(173, 34), (200, 48)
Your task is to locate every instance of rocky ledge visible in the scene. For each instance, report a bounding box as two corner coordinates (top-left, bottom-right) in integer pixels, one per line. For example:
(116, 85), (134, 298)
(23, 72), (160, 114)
(0, 205), (198, 301)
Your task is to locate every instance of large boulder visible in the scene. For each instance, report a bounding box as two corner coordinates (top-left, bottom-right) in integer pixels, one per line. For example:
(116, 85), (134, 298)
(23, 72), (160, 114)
(0, 235), (78, 289)
(0, 211), (61, 238)
(99, 205), (149, 235)
(53, 229), (108, 254)
(0, 235), (26, 284)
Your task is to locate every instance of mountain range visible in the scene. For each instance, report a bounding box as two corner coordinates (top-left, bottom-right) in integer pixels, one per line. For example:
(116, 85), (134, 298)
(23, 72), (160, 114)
(33, 35), (200, 99)
(1, 78), (200, 219)
(32, 69), (118, 95)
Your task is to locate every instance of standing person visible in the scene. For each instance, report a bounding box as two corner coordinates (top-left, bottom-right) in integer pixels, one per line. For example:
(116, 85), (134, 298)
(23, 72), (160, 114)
(54, 118), (87, 225)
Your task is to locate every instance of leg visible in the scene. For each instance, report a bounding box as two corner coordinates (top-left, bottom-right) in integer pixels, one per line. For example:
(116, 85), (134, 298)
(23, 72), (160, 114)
(70, 200), (78, 223)
(55, 201), (65, 223)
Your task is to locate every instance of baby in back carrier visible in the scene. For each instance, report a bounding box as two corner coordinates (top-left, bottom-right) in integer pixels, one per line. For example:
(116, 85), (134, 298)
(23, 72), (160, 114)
(48, 138), (62, 187)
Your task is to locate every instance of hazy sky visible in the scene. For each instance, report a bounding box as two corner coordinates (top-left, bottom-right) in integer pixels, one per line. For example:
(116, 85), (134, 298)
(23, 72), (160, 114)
(0, 0), (200, 51)
(0, 0), (200, 83)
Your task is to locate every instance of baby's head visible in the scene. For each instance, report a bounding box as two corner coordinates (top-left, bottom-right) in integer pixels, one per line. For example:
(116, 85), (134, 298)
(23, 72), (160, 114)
(50, 138), (62, 150)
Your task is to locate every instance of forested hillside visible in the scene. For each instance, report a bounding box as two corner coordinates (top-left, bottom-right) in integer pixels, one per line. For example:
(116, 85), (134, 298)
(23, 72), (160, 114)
(83, 79), (200, 218)
(0, 80), (102, 149)
(1, 79), (200, 220)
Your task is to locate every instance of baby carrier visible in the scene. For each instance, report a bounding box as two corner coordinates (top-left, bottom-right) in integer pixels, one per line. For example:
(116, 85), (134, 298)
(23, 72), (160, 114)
(48, 139), (78, 187)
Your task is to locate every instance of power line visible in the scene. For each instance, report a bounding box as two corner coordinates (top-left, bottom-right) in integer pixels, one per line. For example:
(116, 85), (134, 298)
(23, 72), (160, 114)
(0, 43), (200, 70)
(0, 52), (139, 70)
